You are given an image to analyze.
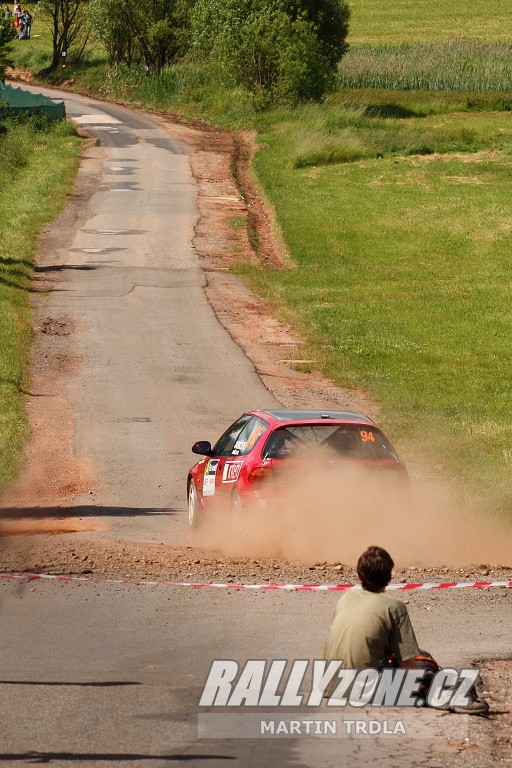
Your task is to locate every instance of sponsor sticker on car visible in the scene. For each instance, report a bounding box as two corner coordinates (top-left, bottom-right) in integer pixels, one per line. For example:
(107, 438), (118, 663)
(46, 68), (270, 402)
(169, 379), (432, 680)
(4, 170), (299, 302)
(203, 459), (220, 496)
(223, 461), (244, 483)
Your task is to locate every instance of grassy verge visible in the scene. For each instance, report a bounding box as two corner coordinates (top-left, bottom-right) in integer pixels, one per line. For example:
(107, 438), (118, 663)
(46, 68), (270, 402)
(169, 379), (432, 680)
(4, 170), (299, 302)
(0, 116), (81, 493)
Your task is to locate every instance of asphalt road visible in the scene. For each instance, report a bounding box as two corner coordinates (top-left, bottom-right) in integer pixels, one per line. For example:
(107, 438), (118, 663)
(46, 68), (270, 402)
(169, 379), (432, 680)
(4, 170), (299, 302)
(1, 86), (510, 768)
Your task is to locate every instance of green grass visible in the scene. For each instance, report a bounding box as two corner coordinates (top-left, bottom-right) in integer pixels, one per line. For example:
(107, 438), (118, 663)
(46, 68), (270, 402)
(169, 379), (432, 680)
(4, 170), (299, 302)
(289, 105), (495, 168)
(347, 0), (512, 44)
(228, 216), (247, 231)
(0, 116), (81, 493)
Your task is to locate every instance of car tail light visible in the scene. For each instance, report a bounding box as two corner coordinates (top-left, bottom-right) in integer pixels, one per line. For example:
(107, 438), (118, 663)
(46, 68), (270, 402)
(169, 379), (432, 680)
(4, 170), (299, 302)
(247, 466), (273, 483)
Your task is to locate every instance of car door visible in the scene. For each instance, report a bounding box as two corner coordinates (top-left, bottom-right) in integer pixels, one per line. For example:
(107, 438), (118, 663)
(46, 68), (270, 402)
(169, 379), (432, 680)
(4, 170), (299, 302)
(213, 416), (269, 505)
(200, 415), (253, 510)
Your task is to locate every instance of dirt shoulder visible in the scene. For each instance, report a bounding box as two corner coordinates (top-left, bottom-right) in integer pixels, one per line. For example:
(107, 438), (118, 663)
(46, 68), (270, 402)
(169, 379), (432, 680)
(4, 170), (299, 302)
(0, 132), (103, 511)
(3, 527), (512, 585)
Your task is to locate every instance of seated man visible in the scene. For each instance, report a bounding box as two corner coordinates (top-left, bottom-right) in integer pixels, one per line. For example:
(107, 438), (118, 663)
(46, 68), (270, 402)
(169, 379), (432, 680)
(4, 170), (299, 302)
(322, 545), (488, 714)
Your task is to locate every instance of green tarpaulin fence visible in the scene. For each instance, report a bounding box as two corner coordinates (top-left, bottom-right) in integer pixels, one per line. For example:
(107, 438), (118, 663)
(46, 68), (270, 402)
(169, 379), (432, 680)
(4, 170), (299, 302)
(0, 82), (65, 119)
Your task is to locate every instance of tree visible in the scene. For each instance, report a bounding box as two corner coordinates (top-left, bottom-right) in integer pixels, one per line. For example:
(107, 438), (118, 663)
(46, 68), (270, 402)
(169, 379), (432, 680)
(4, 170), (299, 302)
(287, 0), (350, 67)
(0, 17), (15, 81)
(88, 0), (192, 71)
(38, 0), (91, 70)
(88, 0), (137, 67)
(191, 0), (350, 105)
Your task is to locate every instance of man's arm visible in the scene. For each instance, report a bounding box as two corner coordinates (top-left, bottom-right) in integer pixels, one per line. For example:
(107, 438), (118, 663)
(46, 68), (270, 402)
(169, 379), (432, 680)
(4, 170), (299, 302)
(399, 657), (423, 670)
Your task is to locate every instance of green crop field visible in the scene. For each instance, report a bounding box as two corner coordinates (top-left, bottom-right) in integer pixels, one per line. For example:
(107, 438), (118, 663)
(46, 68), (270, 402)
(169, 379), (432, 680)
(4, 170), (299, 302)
(340, 40), (512, 93)
(347, 0), (512, 43)
(340, 1), (512, 93)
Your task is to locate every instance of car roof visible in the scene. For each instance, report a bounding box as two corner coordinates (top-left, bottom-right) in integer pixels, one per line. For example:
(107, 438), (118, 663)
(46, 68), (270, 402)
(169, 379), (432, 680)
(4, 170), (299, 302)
(255, 409), (374, 424)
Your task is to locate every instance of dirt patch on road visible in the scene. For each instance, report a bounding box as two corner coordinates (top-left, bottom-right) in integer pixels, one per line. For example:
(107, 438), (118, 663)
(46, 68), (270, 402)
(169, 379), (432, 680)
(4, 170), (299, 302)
(0, 519), (99, 537)
(468, 660), (512, 763)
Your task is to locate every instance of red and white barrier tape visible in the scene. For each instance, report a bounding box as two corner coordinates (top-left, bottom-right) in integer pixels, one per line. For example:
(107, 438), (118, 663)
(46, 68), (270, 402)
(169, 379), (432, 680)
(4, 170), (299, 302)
(0, 572), (511, 592)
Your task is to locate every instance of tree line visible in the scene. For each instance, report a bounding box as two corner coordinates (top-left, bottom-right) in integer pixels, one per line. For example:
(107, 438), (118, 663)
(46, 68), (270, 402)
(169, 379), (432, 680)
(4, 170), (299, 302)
(2, 0), (351, 105)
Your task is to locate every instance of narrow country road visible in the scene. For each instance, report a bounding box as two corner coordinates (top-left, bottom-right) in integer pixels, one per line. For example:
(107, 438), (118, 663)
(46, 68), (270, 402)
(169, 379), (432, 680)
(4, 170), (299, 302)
(0, 87), (510, 768)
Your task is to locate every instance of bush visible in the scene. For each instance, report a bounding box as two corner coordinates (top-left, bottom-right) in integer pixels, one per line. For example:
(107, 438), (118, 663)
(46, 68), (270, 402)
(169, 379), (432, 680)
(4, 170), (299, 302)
(0, 17), (16, 80)
(288, 0), (350, 67)
(192, 0), (350, 106)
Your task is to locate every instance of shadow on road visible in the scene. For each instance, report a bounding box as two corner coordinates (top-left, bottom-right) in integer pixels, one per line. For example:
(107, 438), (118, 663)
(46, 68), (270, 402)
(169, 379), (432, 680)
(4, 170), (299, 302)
(0, 507), (178, 519)
(0, 753), (234, 763)
(0, 681), (140, 686)
(34, 264), (101, 272)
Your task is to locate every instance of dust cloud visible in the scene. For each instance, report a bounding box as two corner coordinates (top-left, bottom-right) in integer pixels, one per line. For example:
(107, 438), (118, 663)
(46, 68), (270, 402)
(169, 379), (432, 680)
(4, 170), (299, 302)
(194, 465), (512, 568)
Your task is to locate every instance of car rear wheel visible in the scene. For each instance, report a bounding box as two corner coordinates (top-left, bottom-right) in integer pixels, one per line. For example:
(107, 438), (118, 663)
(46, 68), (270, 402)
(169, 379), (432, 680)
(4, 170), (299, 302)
(231, 488), (243, 526)
(188, 481), (199, 528)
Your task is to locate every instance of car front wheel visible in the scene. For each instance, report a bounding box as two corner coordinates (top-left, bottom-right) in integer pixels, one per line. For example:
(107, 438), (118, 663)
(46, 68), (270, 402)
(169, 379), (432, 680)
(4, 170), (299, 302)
(188, 480), (199, 528)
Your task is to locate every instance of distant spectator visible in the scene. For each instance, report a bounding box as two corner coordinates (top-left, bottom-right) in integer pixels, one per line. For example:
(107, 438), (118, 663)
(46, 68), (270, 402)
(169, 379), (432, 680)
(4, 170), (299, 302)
(3, 6), (12, 20)
(12, 1), (20, 26)
(17, 7), (31, 39)
(17, 6), (24, 35)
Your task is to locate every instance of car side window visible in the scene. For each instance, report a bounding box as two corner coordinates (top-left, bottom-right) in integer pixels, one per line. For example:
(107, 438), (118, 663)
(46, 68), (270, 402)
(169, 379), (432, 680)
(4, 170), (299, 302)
(213, 415), (253, 457)
(231, 416), (268, 456)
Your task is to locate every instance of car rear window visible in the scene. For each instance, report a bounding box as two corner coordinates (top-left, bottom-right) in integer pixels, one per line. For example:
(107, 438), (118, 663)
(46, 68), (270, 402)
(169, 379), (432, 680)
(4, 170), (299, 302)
(263, 424), (400, 461)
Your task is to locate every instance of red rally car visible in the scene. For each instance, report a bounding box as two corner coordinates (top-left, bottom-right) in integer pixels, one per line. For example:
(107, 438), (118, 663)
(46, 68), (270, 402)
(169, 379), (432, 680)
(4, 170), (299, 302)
(187, 409), (408, 527)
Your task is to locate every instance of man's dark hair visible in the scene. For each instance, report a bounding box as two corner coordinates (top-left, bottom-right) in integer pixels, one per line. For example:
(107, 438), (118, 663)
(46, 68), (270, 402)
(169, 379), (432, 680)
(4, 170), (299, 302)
(357, 546), (394, 592)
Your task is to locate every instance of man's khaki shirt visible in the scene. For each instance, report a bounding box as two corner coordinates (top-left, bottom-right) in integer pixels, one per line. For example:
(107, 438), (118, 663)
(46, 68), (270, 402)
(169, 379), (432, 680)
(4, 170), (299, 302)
(322, 589), (420, 670)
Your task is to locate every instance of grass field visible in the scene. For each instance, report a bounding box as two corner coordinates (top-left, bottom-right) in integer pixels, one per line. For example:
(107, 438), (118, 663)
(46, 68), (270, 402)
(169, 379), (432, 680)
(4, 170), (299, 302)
(0, 117), (81, 494)
(347, 0), (512, 43)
